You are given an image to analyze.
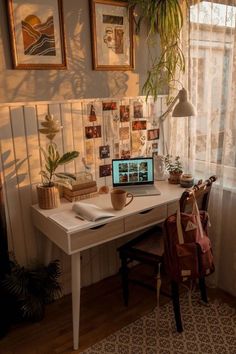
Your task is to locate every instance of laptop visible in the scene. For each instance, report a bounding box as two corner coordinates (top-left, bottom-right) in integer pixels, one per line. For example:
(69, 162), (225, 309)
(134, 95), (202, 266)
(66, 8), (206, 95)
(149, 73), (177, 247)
(112, 157), (161, 197)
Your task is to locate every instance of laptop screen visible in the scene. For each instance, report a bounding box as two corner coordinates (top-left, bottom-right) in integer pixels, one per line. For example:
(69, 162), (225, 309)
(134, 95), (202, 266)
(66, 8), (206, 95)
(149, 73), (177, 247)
(112, 157), (154, 187)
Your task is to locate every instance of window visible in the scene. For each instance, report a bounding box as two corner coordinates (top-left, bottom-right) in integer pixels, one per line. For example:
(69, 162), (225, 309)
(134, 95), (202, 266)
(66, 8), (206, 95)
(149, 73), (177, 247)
(189, 1), (236, 168)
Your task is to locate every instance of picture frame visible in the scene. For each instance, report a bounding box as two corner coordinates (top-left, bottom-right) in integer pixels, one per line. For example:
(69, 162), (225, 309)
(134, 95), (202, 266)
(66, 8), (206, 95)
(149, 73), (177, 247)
(90, 0), (134, 71)
(7, 0), (67, 69)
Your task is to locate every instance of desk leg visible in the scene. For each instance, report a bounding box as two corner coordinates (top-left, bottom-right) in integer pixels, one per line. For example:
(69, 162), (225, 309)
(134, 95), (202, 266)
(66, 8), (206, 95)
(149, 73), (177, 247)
(71, 252), (81, 350)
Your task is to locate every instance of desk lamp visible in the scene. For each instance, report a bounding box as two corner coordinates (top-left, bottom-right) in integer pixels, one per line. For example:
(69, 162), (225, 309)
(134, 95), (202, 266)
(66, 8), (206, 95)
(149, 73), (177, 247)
(159, 87), (196, 122)
(158, 86), (196, 154)
(154, 86), (196, 180)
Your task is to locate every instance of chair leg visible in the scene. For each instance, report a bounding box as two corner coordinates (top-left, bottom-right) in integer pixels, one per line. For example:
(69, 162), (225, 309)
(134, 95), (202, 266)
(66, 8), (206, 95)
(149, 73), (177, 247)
(199, 277), (208, 303)
(171, 281), (183, 333)
(155, 263), (162, 308)
(120, 256), (129, 306)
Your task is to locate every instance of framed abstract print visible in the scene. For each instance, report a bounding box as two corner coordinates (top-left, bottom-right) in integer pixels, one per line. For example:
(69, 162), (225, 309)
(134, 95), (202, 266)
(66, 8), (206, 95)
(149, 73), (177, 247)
(90, 0), (134, 71)
(7, 0), (66, 69)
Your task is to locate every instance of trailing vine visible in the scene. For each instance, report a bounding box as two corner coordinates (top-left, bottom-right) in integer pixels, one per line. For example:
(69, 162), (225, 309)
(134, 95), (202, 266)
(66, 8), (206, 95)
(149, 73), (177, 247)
(128, 0), (187, 100)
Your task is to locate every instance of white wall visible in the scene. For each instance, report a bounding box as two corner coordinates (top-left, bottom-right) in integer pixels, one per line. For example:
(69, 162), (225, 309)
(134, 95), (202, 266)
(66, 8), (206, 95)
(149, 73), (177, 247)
(0, 96), (165, 293)
(0, 0), (152, 103)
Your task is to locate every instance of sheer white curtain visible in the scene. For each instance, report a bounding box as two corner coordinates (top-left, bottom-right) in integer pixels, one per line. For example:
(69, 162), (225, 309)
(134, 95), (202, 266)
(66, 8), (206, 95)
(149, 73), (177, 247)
(169, 0), (236, 295)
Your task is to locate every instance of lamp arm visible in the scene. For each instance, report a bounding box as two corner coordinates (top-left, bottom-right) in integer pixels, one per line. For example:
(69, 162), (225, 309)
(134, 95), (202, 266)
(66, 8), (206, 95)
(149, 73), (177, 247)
(158, 94), (179, 122)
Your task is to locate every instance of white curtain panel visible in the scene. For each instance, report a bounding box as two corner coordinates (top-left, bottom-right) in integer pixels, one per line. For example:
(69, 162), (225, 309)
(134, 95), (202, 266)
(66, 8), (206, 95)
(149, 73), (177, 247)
(170, 0), (236, 295)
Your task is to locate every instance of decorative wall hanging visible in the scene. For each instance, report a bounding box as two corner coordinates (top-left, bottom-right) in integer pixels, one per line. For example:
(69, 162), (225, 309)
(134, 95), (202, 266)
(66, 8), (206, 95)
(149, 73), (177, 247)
(133, 101), (143, 118)
(85, 125), (102, 139)
(99, 145), (110, 159)
(88, 103), (97, 122)
(8, 0), (66, 69)
(99, 164), (112, 177)
(90, 0), (134, 71)
(120, 105), (130, 121)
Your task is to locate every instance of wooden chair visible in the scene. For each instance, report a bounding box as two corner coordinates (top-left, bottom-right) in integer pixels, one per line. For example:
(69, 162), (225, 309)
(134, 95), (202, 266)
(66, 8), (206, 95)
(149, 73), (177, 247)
(118, 176), (216, 332)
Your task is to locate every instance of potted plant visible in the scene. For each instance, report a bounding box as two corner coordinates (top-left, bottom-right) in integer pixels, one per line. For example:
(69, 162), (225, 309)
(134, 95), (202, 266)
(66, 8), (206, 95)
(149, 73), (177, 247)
(164, 154), (183, 184)
(128, 0), (187, 100)
(37, 113), (79, 209)
(0, 256), (61, 322)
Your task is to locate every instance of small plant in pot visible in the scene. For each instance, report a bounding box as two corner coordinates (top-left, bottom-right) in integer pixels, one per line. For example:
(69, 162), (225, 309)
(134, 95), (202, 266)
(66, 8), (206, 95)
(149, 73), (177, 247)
(164, 154), (183, 184)
(37, 113), (79, 209)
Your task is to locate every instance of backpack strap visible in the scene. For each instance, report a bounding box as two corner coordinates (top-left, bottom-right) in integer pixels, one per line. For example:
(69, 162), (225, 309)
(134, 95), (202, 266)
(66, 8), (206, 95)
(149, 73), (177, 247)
(177, 191), (204, 244)
(177, 204), (185, 244)
(192, 192), (204, 240)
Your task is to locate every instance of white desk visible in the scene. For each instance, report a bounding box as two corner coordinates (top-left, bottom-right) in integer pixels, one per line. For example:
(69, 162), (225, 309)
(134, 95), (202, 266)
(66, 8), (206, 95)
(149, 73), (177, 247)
(31, 181), (183, 350)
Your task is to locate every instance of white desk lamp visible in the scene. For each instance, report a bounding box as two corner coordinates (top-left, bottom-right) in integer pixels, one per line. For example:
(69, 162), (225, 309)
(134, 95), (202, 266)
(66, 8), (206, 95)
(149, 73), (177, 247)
(159, 87), (196, 122)
(154, 87), (196, 180)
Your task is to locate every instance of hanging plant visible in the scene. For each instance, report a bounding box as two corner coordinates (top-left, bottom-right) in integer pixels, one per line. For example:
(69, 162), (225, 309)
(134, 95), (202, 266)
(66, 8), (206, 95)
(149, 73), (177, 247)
(129, 0), (187, 100)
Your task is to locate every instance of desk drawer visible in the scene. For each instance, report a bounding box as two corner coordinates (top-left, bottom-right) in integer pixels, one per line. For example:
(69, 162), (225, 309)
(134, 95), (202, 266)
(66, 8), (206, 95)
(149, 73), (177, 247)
(70, 219), (124, 252)
(124, 205), (167, 232)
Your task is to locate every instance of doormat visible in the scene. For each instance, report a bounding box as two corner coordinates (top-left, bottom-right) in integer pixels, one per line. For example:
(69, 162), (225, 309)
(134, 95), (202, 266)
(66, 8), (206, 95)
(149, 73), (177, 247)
(81, 292), (236, 354)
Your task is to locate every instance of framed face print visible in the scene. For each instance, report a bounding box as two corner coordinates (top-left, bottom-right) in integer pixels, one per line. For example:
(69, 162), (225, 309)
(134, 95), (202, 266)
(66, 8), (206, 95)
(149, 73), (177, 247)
(90, 0), (134, 71)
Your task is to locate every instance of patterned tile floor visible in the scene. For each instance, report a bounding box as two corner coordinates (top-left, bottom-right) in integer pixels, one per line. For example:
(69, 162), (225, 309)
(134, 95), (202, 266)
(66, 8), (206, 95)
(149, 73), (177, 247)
(81, 292), (236, 354)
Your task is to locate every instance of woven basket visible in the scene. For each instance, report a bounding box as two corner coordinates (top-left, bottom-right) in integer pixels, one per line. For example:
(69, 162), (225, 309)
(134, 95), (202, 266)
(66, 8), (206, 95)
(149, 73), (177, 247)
(37, 185), (60, 209)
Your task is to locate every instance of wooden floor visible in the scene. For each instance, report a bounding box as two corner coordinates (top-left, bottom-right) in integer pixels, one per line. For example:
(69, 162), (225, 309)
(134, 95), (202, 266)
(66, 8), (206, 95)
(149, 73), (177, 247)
(0, 267), (235, 354)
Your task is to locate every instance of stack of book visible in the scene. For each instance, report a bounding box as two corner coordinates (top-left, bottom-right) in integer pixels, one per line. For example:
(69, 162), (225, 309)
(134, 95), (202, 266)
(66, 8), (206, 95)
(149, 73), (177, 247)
(63, 180), (98, 202)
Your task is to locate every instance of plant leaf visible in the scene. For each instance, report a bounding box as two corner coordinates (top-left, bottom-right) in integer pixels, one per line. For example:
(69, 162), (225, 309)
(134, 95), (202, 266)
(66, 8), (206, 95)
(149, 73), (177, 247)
(54, 172), (77, 180)
(58, 151), (79, 165)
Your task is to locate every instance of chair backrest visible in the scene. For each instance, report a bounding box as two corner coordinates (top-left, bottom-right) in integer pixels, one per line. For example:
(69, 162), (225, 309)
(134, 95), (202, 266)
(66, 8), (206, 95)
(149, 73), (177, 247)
(179, 176), (216, 213)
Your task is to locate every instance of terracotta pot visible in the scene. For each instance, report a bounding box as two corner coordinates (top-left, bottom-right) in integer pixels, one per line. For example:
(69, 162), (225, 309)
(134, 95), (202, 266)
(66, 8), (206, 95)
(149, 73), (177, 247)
(168, 172), (182, 184)
(37, 185), (60, 209)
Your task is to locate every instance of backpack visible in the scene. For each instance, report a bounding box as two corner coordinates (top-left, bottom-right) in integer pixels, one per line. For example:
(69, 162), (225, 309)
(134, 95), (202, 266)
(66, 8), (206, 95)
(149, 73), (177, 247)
(164, 194), (215, 282)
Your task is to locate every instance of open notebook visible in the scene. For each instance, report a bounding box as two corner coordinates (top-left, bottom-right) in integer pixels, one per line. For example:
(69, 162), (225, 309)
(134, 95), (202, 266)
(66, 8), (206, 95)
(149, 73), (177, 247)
(72, 202), (114, 222)
(112, 157), (161, 196)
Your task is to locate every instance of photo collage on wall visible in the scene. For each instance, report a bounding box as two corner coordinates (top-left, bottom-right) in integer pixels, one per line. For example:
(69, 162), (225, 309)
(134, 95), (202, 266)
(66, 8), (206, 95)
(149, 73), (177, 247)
(82, 97), (161, 181)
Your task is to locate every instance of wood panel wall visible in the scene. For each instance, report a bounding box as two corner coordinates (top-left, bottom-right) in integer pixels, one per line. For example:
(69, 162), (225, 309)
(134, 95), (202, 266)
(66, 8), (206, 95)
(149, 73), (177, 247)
(0, 96), (167, 293)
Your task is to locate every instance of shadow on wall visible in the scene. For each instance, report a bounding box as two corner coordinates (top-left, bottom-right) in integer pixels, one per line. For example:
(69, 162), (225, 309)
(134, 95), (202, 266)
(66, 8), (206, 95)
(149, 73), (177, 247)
(0, 150), (27, 188)
(0, 0), (129, 103)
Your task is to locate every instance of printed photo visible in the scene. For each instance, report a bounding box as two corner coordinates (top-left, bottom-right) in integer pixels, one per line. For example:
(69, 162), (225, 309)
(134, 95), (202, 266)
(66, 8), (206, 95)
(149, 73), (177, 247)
(87, 103), (97, 122)
(85, 125), (102, 139)
(119, 127), (130, 140)
(120, 149), (131, 159)
(99, 164), (112, 177)
(131, 131), (147, 156)
(85, 141), (94, 165)
(114, 142), (120, 158)
(152, 142), (158, 150)
(147, 128), (159, 140)
(102, 101), (117, 111)
(133, 101), (143, 118)
(120, 105), (130, 122)
(99, 145), (110, 159)
(132, 120), (147, 131)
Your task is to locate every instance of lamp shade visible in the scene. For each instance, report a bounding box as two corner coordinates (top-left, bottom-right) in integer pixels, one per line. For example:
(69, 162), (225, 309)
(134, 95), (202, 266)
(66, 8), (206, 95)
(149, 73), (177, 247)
(172, 88), (196, 117)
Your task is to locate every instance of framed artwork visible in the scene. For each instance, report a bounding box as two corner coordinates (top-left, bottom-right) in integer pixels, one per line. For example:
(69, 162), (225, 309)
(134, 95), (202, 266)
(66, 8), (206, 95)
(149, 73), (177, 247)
(90, 0), (134, 71)
(7, 0), (66, 69)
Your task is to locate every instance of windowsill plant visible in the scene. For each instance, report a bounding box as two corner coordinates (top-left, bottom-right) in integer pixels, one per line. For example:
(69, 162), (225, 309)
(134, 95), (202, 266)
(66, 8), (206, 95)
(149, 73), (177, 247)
(164, 154), (183, 184)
